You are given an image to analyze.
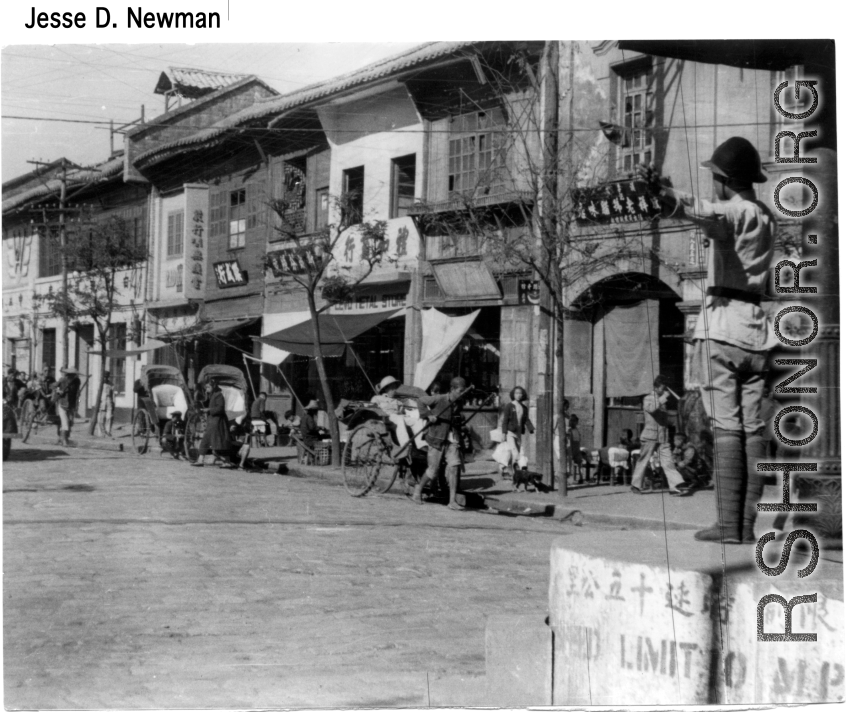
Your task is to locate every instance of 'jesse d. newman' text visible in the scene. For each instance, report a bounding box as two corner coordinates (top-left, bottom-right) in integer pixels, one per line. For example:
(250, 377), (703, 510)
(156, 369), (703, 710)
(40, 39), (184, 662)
(25, 6), (221, 28)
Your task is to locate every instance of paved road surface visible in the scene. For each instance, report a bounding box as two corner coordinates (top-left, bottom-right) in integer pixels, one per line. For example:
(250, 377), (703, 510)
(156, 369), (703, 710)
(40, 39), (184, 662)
(4, 442), (588, 708)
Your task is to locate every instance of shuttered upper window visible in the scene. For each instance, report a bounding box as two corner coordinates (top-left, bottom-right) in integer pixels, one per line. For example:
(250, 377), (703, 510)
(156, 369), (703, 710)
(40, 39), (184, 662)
(210, 179), (266, 249)
(166, 211), (184, 258)
(448, 110), (506, 197)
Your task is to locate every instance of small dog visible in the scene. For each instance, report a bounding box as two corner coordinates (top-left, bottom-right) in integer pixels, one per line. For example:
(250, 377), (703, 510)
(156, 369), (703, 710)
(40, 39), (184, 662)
(513, 467), (542, 492)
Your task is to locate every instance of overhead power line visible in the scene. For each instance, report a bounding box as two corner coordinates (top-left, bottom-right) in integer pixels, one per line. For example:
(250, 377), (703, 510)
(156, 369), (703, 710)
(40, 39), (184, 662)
(2, 114), (779, 134)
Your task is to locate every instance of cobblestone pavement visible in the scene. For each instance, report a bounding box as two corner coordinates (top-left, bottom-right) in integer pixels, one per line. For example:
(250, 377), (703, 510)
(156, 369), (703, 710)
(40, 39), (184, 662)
(4, 442), (584, 708)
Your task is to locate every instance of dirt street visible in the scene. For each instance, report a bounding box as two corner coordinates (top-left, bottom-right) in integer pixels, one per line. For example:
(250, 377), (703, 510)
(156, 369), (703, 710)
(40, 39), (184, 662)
(3, 443), (580, 708)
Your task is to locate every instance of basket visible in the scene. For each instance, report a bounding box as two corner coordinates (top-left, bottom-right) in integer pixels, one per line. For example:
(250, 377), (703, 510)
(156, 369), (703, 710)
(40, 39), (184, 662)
(314, 442), (331, 466)
(297, 440), (331, 466)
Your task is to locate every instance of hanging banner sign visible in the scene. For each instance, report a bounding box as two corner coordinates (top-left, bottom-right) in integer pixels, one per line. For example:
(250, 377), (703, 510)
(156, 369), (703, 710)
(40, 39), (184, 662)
(573, 179), (664, 225)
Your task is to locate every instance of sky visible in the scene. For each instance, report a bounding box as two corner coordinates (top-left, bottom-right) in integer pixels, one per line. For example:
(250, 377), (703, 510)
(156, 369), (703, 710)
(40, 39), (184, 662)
(1, 42), (421, 180)
(2, 0), (845, 183)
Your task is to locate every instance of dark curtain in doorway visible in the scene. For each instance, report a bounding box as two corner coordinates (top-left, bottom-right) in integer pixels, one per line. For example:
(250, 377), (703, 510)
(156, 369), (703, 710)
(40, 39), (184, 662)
(604, 300), (659, 398)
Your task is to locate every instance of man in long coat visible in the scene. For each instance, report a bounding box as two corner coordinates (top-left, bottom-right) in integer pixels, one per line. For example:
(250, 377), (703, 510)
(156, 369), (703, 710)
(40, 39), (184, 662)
(192, 377), (229, 466)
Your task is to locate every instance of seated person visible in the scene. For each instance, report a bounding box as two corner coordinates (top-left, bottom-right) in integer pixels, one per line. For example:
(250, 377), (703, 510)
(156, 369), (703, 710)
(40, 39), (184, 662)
(371, 375), (426, 456)
(607, 429), (635, 483)
(249, 391), (278, 445)
(300, 400), (328, 451)
(161, 411), (185, 459)
(672, 433), (709, 491)
(281, 409), (300, 430)
(227, 419), (253, 470)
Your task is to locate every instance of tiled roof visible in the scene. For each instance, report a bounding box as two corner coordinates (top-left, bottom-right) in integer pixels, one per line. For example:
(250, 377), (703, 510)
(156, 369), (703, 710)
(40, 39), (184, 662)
(134, 41), (481, 167)
(127, 75), (275, 140)
(2, 155), (124, 213)
(154, 66), (252, 98)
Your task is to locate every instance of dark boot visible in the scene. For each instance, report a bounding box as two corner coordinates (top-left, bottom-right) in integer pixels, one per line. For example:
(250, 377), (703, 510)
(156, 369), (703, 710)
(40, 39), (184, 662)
(742, 432), (768, 544)
(60, 430), (70, 447)
(695, 429), (744, 544)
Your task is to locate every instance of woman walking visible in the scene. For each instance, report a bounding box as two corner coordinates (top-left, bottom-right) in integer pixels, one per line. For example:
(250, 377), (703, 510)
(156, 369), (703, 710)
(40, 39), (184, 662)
(496, 386), (535, 488)
(192, 377), (230, 467)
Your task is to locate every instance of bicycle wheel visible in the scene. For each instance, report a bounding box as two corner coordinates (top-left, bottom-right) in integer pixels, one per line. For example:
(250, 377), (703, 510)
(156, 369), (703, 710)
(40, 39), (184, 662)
(184, 412), (205, 462)
(371, 439), (400, 494)
(343, 424), (382, 496)
(19, 400), (36, 443)
(131, 410), (152, 455)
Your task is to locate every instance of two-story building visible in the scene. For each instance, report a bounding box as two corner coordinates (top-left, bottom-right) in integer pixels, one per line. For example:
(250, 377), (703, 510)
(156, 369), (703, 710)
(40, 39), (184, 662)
(125, 68), (279, 391)
(2, 155), (148, 423)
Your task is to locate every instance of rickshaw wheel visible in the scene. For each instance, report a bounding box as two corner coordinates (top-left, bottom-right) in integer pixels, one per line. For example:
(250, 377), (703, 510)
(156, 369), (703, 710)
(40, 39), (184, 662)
(343, 423), (391, 496)
(19, 400), (36, 443)
(184, 412), (206, 462)
(131, 410), (152, 455)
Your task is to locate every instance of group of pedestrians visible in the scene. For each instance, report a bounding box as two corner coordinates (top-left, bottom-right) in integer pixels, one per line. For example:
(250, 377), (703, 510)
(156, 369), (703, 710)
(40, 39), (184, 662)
(4, 364), (83, 447)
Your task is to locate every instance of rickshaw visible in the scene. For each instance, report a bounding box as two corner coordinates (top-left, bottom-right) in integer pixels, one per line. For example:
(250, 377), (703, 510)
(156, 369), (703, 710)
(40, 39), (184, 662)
(184, 364), (249, 461)
(17, 383), (59, 445)
(131, 365), (195, 456)
(341, 384), (488, 498)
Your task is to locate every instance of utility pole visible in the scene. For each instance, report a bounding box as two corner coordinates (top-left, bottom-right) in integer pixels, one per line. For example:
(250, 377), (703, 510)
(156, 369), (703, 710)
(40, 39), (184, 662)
(27, 158), (79, 369)
(59, 160), (69, 368)
(556, 42), (575, 500)
(536, 40), (559, 490)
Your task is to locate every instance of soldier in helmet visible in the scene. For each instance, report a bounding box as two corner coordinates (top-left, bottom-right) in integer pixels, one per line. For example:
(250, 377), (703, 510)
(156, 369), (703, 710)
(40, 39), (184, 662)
(639, 136), (776, 544)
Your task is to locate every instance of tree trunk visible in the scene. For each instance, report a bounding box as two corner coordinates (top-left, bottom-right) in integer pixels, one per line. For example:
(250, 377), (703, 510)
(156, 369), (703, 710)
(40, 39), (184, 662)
(307, 292), (341, 466)
(555, 302), (569, 496)
(87, 326), (108, 436)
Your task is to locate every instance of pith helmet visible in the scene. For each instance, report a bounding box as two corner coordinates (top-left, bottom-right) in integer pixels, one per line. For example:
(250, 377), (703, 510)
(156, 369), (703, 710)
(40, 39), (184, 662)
(377, 376), (401, 393)
(701, 136), (768, 184)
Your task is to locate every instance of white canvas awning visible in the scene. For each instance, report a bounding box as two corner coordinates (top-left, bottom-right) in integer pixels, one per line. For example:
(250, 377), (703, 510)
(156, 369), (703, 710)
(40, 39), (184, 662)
(413, 308), (480, 390)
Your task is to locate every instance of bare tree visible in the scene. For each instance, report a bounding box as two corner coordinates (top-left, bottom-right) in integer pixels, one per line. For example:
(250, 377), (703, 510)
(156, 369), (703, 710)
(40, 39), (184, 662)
(415, 42), (675, 491)
(36, 213), (147, 435)
(264, 191), (388, 466)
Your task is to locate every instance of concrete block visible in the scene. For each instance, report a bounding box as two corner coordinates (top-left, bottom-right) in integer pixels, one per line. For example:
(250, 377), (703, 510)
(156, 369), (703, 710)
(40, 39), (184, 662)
(548, 530), (844, 706)
(718, 579), (844, 704)
(485, 613), (552, 706)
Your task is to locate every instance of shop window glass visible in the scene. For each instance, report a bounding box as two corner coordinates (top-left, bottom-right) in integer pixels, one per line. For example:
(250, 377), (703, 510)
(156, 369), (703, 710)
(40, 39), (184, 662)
(342, 166), (364, 225)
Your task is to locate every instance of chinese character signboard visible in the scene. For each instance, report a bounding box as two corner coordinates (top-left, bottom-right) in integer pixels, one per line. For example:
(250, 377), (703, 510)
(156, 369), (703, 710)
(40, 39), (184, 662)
(573, 180), (664, 226)
(329, 215), (420, 282)
(266, 246), (319, 276)
(183, 185), (208, 299)
(213, 259), (248, 288)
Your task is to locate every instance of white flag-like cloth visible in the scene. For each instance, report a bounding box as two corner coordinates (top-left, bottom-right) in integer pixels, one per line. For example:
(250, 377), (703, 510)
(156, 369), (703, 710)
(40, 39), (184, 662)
(260, 311), (311, 365)
(413, 308), (480, 390)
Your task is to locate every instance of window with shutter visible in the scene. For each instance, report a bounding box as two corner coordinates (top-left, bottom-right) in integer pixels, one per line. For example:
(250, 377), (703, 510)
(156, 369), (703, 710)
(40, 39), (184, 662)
(166, 211), (184, 258)
(247, 179), (266, 231)
(228, 189), (246, 249)
(209, 190), (227, 239)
